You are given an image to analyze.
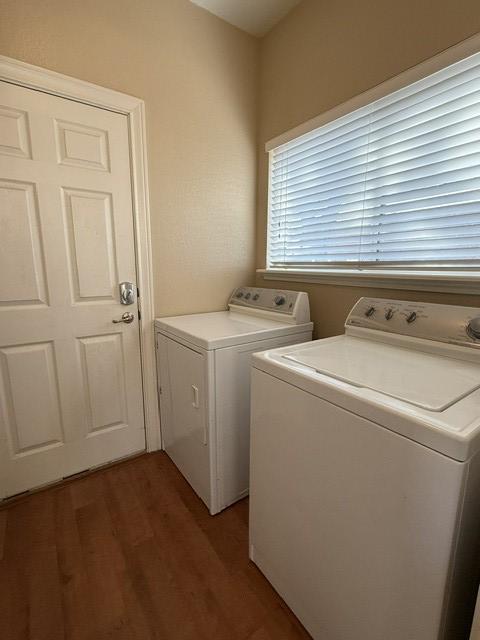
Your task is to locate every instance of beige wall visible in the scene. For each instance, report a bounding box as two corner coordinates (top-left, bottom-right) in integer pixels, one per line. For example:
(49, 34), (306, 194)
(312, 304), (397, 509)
(0, 0), (258, 316)
(2, 0), (480, 328)
(257, 0), (480, 338)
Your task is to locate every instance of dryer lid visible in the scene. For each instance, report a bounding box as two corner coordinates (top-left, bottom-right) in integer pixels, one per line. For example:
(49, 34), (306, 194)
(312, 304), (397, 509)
(283, 337), (480, 411)
(155, 311), (312, 350)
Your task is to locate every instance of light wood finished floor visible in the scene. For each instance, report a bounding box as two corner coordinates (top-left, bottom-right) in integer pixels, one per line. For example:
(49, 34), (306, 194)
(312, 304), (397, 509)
(0, 452), (311, 640)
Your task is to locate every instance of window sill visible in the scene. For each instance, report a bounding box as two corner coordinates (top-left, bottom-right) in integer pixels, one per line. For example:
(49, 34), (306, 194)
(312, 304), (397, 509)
(257, 268), (480, 295)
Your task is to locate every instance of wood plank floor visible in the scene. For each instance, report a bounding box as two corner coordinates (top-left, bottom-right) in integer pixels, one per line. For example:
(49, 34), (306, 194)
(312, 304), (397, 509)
(0, 452), (311, 640)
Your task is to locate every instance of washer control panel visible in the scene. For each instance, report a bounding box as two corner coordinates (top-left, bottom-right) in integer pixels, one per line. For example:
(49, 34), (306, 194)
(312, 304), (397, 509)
(346, 297), (480, 348)
(228, 287), (310, 324)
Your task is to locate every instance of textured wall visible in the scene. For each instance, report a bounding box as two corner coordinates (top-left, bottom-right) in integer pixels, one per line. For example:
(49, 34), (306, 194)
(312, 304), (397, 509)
(257, 0), (480, 337)
(2, 0), (480, 329)
(0, 0), (258, 316)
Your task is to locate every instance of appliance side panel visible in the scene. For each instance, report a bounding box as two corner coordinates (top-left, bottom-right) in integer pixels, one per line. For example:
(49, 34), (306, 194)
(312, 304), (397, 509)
(443, 449), (480, 640)
(249, 368), (465, 640)
(205, 349), (219, 514)
(215, 330), (312, 511)
(156, 333), (172, 450)
(158, 335), (211, 510)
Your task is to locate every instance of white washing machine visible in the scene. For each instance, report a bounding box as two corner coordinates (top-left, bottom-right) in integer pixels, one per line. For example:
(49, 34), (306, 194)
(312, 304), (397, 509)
(249, 297), (480, 640)
(155, 286), (313, 515)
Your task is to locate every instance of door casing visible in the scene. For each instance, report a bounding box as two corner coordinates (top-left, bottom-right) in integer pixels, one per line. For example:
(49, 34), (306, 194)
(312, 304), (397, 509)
(0, 55), (160, 453)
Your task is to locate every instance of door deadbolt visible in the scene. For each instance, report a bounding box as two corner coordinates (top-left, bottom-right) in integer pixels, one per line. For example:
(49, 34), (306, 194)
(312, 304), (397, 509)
(119, 282), (135, 305)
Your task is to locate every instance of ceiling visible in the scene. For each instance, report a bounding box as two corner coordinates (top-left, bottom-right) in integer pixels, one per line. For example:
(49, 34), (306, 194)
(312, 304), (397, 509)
(190, 0), (302, 37)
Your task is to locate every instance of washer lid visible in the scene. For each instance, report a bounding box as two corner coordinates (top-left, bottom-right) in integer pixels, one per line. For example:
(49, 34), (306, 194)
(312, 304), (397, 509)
(283, 337), (480, 411)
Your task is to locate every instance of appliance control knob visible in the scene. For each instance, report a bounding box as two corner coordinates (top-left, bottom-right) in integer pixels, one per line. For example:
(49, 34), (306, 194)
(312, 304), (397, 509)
(252, 293), (260, 301)
(235, 291), (244, 299)
(274, 295), (286, 306)
(244, 292), (251, 300)
(406, 311), (417, 324)
(365, 306), (375, 317)
(385, 308), (394, 320)
(466, 317), (480, 340)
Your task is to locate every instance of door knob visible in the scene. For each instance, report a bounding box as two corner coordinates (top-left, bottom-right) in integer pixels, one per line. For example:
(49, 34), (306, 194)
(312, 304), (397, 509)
(112, 312), (135, 324)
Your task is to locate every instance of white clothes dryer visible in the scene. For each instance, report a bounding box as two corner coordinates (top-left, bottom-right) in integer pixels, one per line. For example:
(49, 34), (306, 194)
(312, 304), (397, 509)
(155, 287), (313, 514)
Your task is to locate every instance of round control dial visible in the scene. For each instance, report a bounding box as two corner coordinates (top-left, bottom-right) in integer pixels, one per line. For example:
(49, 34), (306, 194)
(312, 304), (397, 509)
(466, 316), (480, 340)
(365, 306), (375, 317)
(235, 291), (244, 299)
(274, 295), (286, 306)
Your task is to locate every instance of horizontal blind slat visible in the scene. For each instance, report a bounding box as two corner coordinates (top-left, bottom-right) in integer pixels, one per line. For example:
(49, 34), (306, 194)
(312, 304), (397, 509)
(271, 107), (480, 190)
(272, 57), (480, 159)
(270, 174), (480, 220)
(271, 156), (480, 210)
(272, 142), (480, 205)
(272, 82), (480, 181)
(270, 231), (480, 253)
(272, 198), (480, 234)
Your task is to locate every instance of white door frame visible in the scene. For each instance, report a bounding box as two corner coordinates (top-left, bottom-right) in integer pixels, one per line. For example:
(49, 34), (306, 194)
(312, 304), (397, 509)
(0, 55), (160, 452)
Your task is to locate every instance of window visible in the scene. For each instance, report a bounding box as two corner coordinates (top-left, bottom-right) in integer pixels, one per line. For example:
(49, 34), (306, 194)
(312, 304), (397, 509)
(267, 50), (480, 279)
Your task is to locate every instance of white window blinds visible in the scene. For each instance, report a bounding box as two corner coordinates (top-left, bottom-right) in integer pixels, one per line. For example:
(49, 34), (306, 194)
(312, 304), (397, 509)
(268, 52), (480, 270)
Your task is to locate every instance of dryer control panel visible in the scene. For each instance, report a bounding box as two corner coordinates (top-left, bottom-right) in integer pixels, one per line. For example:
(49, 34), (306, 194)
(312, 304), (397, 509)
(346, 297), (480, 348)
(228, 287), (310, 325)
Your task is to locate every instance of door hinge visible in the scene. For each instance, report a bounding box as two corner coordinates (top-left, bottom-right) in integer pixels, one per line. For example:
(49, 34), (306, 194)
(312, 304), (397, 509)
(138, 309), (141, 320)
(137, 287), (140, 298)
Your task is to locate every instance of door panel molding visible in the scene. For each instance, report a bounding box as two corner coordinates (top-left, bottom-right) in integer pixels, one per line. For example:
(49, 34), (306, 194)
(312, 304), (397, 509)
(62, 187), (118, 303)
(0, 340), (64, 455)
(54, 119), (110, 172)
(0, 55), (160, 452)
(0, 178), (49, 307)
(78, 333), (128, 435)
(0, 105), (32, 158)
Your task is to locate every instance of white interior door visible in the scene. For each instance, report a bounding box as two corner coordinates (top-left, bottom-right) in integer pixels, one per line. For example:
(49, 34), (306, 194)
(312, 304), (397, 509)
(0, 81), (145, 498)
